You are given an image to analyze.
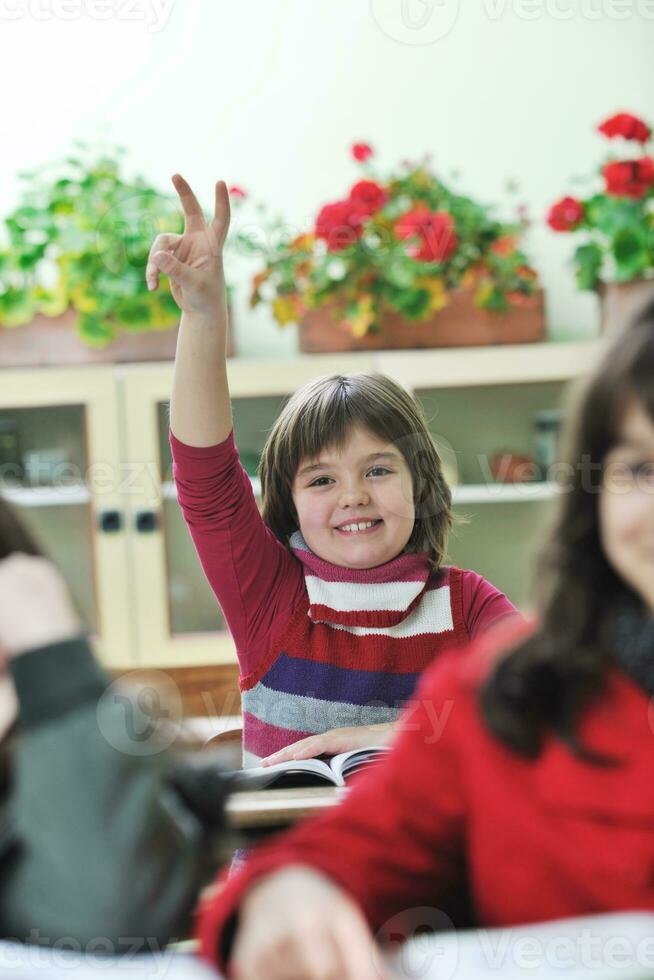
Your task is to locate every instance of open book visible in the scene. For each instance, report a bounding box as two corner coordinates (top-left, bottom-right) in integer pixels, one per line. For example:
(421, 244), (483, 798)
(230, 747), (390, 790)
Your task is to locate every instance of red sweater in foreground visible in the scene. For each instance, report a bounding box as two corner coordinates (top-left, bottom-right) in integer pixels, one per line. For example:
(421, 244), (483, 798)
(196, 619), (654, 971)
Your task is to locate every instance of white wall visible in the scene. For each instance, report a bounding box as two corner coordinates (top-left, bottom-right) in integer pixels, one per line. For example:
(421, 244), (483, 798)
(1, 0), (652, 355)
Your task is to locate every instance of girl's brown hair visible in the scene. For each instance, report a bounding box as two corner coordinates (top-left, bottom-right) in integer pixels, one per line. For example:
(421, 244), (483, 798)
(259, 372), (452, 571)
(482, 299), (654, 758)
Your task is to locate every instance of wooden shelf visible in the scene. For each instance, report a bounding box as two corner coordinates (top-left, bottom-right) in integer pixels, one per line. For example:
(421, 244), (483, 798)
(453, 481), (558, 504)
(374, 340), (603, 390)
(123, 340), (603, 398)
(0, 484), (90, 507)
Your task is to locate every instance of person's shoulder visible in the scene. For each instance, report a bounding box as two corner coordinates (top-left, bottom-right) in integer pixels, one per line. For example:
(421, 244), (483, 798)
(457, 566), (504, 599)
(427, 564), (494, 592)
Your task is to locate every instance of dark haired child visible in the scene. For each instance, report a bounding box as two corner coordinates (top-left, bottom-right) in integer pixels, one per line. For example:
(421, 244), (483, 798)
(149, 175), (518, 766)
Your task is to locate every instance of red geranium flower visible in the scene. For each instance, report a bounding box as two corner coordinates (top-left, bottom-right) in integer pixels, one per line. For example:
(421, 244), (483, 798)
(490, 235), (517, 256)
(315, 200), (365, 252)
(395, 207), (458, 262)
(546, 196), (584, 232)
(228, 185), (247, 199)
(348, 180), (388, 216)
(598, 112), (651, 144)
(351, 142), (373, 163)
(603, 157), (654, 199)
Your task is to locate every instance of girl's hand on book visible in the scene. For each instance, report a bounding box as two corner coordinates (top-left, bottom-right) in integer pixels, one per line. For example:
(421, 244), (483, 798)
(146, 174), (230, 316)
(260, 722), (397, 767)
(231, 865), (386, 980)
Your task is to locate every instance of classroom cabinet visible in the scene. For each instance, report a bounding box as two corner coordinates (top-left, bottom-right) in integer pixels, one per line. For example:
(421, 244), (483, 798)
(0, 341), (601, 669)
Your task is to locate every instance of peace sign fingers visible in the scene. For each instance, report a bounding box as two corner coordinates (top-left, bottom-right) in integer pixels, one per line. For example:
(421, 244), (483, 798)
(171, 173), (206, 233)
(210, 179), (231, 249)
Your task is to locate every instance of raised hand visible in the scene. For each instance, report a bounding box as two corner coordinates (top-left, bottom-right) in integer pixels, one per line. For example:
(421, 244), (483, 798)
(146, 174), (230, 316)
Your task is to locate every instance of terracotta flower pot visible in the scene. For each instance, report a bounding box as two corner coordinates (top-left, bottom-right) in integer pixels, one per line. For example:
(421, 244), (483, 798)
(298, 288), (546, 353)
(599, 279), (654, 338)
(0, 307), (234, 368)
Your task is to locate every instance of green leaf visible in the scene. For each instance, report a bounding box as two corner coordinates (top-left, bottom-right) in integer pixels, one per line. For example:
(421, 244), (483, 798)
(383, 258), (418, 289)
(612, 226), (650, 280)
(481, 288), (509, 312)
(574, 242), (603, 291)
(0, 288), (36, 326)
(584, 195), (642, 236)
(389, 287), (431, 319)
(113, 296), (153, 328)
(77, 312), (115, 347)
(16, 243), (47, 270)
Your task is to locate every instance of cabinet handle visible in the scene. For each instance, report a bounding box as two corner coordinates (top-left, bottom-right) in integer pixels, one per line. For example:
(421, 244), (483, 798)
(98, 510), (122, 533)
(135, 510), (159, 533)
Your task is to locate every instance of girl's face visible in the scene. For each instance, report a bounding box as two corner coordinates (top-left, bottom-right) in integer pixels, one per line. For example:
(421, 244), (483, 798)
(291, 425), (416, 569)
(600, 399), (654, 614)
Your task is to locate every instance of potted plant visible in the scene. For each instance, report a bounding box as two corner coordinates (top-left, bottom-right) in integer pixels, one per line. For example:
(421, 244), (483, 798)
(547, 111), (654, 335)
(246, 142), (543, 352)
(0, 144), (243, 367)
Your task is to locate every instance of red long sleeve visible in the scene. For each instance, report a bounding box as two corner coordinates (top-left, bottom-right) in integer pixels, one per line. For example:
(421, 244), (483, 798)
(196, 614), (654, 972)
(170, 430), (305, 677)
(195, 649), (472, 970)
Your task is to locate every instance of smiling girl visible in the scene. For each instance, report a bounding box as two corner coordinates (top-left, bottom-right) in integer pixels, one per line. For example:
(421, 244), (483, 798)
(148, 175), (518, 766)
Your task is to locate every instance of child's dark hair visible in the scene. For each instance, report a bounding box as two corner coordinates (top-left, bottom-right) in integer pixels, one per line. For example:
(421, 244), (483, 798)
(482, 298), (654, 759)
(259, 372), (452, 571)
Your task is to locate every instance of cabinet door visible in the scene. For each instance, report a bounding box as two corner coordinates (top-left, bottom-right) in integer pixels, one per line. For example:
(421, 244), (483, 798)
(0, 368), (132, 667)
(412, 380), (567, 611)
(120, 364), (236, 667)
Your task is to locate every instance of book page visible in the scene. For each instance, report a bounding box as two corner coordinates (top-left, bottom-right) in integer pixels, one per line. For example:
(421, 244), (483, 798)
(230, 756), (336, 789)
(330, 746), (390, 785)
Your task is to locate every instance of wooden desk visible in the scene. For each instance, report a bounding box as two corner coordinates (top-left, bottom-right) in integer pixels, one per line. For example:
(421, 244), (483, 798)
(226, 786), (345, 830)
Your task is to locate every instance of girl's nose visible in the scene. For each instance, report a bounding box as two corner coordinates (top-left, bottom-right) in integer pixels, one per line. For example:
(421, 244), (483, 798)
(338, 485), (371, 507)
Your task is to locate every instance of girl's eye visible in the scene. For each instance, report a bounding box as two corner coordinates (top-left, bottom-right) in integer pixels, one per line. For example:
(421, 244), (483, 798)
(307, 467), (392, 487)
(631, 462), (654, 481)
(611, 461), (654, 481)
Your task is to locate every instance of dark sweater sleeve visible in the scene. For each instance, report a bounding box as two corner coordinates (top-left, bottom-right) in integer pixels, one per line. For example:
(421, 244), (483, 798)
(170, 430), (305, 677)
(194, 652), (472, 972)
(0, 636), (209, 948)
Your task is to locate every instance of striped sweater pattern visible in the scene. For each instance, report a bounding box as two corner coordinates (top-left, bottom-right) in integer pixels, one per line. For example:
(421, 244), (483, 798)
(240, 532), (468, 766)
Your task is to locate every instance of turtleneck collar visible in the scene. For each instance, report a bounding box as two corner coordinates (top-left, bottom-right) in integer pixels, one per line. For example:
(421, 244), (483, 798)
(289, 530), (433, 628)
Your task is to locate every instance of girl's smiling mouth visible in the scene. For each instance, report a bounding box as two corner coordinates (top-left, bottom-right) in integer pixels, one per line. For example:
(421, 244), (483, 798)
(334, 519), (383, 536)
